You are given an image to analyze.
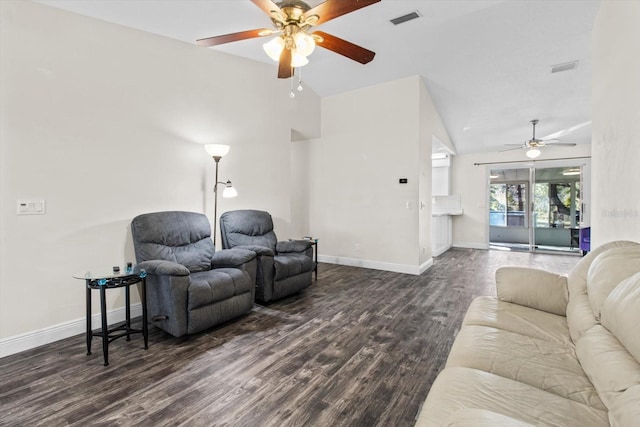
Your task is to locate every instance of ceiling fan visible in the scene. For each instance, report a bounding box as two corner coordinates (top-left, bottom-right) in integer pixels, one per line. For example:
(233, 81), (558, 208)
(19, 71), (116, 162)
(502, 119), (577, 159)
(196, 0), (380, 79)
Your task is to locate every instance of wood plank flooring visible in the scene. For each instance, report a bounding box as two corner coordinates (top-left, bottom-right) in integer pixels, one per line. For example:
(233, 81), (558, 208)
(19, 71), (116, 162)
(0, 249), (579, 427)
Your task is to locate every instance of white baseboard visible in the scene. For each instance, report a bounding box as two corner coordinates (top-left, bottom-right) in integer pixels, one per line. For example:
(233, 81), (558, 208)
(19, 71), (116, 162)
(318, 255), (434, 276)
(453, 241), (490, 250)
(432, 245), (451, 257)
(0, 303), (143, 358)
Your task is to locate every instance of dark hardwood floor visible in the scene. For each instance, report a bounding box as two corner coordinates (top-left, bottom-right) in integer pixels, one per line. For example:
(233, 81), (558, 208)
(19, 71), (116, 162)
(0, 248), (579, 427)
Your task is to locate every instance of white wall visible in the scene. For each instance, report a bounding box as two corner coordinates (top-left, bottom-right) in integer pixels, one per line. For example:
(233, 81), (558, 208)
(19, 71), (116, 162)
(451, 145), (592, 249)
(591, 0), (640, 246)
(419, 81), (453, 265)
(0, 1), (320, 347)
(308, 76), (450, 273)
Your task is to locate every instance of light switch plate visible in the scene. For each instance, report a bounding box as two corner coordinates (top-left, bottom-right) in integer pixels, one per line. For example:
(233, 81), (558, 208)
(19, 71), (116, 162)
(17, 200), (46, 215)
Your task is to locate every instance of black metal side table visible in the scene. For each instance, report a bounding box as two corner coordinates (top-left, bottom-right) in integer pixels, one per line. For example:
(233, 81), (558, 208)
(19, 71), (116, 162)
(310, 238), (318, 280)
(73, 267), (148, 366)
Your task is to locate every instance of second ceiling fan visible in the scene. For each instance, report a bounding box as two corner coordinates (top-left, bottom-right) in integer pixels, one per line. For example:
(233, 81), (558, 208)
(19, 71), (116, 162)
(196, 0), (381, 79)
(503, 119), (577, 159)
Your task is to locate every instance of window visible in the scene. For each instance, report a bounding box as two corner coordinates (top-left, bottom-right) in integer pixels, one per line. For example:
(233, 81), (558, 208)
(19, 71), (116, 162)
(490, 183), (527, 227)
(534, 181), (581, 228)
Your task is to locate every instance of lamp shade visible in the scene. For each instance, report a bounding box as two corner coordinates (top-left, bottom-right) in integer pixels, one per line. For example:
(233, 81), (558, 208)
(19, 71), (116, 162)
(525, 148), (541, 159)
(205, 144), (230, 158)
(222, 180), (238, 198)
(263, 37), (285, 62)
(294, 32), (315, 56)
(291, 50), (309, 67)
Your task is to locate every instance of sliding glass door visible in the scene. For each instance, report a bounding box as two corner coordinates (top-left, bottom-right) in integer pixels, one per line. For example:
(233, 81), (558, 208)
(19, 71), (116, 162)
(489, 160), (589, 253)
(532, 166), (582, 252)
(489, 168), (530, 251)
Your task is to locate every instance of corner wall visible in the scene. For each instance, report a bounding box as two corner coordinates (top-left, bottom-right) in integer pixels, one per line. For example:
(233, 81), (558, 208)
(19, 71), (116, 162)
(591, 0), (640, 245)
(308, 76), (451, 274)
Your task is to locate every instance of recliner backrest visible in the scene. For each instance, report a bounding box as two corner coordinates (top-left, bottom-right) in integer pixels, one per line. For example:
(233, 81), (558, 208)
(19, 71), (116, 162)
(131, 211), (215, 273)
(220, 210), (278, 251)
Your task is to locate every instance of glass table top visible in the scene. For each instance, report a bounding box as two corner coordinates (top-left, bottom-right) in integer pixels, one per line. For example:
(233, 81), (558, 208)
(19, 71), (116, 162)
(73, 265), (143, 280)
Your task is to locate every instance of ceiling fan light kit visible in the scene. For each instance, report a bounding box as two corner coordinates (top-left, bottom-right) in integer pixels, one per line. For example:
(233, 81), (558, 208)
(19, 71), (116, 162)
(196, 0), (381, 84)
(526, 148), (541, 159)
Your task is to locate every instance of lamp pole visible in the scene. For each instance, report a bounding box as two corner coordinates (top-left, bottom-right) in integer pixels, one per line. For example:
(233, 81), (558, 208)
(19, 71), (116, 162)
(212, 155), (222, 246)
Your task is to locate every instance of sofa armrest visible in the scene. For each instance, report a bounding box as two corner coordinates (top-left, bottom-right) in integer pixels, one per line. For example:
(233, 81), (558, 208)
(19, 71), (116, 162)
(136, 260), (190, 276)
(496, 267), (569, 316)
(229, 244), (275, 257)
(212, 248), (257, 268)
(276, 240), (313, 254)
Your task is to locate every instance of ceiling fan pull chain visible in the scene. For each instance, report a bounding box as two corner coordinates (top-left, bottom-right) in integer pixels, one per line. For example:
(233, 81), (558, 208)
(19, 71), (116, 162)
(297, 68), (303, 92)
(290, 74), (296, 98)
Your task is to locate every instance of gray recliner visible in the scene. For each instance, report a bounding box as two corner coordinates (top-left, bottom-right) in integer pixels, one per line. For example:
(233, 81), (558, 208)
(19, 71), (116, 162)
(131, 211), (257, 337)
(219, 210), (315, 303)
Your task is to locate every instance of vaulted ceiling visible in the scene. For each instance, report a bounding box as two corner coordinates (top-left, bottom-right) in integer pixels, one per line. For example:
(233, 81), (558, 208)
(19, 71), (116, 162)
(36, 0), (601, 154)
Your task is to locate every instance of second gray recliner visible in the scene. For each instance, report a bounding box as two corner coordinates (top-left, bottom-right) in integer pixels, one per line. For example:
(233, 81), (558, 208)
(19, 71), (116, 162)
(219, 210), (315, 302)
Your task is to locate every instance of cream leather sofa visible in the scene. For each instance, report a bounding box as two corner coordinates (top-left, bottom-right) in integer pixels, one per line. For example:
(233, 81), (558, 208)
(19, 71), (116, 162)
(416, 241), (640, 426)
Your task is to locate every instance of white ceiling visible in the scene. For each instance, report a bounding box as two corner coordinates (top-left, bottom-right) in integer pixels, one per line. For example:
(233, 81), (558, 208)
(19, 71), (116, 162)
(35, 0), (601, 154)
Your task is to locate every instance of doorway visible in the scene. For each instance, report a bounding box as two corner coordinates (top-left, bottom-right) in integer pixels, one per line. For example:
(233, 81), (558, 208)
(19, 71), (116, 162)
(489, 160), (589, 253)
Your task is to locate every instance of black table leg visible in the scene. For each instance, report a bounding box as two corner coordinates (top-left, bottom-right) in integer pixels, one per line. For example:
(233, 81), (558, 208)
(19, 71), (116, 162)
(314, 242), (318, 280)
(100, 286), (109, 366)
(125, 285), (131, 341)
(86, 281), (92, 355)
(141, 278), (148, 349)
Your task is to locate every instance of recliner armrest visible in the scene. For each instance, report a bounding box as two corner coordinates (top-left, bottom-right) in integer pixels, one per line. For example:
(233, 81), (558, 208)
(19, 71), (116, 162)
(137, 260), (190, 276)
(276, 240), (313, 254)
(230, 244), (275, 257)
(212, 248), (257, 268)
(496, 267), (568, 316)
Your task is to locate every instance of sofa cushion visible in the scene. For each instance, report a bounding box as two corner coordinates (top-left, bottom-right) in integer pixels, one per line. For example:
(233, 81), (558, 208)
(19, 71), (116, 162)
(601, 272), (640, 362)
(445, 324), (605, 409)
(415, 367), (609, 427)
(496, 267), (568, 315)
(219, 210), (278, 251)
(131, 211), (216, 273)
(575, 325), (640, 408)
(567, 292), (599, 344)
(587, 245), (640, 320)
(608, 384), (640, 427)
(567, 241), (639, 342)
(188, 268), (251, 310)
(462, 297), (572, 346)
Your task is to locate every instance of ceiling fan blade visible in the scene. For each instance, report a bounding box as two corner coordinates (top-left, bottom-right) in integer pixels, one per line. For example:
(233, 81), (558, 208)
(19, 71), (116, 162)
(500, 147), (525, 152)
(541, 120), (592, 140)
(251, 0), (285, 22)
(503, 144), (525, 146)
(303, 0), (381, 26)
(312, 31), (375, 64)
(545, 142), (577, 147)
(196, 29), (273, 47)
(278, 48), (293, 79)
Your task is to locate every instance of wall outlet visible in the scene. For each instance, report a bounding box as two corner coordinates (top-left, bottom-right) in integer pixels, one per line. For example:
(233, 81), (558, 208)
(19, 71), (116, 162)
(355, 243), (361, 252)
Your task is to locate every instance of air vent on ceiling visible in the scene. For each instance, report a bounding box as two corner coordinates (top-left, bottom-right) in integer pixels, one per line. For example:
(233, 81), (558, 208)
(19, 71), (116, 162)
(390, 11), (422, 25)
(550, 60), (579, 73)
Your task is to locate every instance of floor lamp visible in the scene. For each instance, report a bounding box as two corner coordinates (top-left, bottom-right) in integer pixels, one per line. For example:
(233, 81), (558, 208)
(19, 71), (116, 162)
(205, 144), (238, 246)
